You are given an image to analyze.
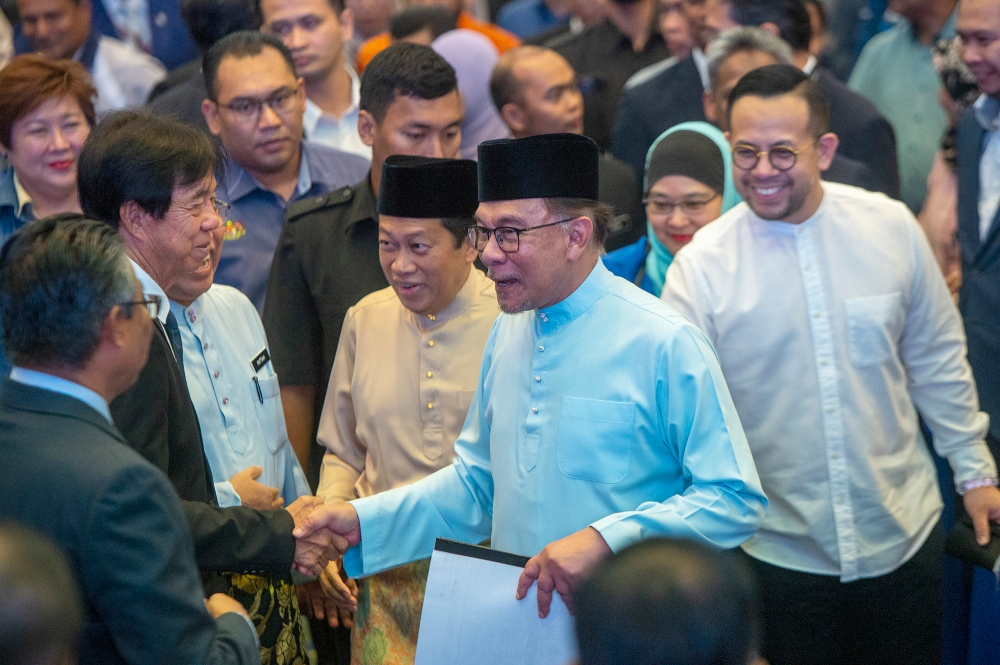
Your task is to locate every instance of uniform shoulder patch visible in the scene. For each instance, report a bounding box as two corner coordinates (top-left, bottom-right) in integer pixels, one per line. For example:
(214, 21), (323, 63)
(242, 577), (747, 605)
(285, 185), (355, 222)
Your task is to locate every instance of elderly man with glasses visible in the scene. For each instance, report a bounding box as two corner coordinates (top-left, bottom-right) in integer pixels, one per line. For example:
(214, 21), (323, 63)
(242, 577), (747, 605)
(200, 31), (370, 314)
(663, 64), (1000, 665)
(292, 132), (766, 620)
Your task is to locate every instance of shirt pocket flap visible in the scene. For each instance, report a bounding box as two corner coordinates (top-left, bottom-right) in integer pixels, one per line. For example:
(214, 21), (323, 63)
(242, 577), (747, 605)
(557, 397), (636, 484)
(844, 292), (903, 367)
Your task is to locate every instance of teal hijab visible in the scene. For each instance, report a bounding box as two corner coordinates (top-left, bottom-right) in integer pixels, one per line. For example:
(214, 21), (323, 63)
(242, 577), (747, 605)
(642, 121), (742, 294)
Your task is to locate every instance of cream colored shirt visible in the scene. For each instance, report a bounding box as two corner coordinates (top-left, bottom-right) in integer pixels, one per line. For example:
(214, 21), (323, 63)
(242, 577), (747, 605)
(317, 268), (500, 503)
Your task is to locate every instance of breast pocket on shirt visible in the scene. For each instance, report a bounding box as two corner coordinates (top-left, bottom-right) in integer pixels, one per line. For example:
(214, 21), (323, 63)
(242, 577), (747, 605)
(557, 397), (635, 484)
(252, 374), (285, 453)
(844, 292), (904, 367)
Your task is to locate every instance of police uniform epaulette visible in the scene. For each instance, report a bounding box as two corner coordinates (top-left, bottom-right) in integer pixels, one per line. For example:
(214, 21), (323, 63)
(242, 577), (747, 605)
(285, 185), (355, 221)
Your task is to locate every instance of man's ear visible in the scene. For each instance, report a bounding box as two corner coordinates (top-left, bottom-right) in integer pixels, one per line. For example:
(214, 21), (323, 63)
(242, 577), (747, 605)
(102, 305), (129, 350)
(358, 109), (377, 147)
(702, 89), (717, 124)
(340, 8), (355, 43)
(564, 216), (594, 261)
(816, 131), (838, 171)
(500, 103), (526, 135)
(759, 21), (780, 38)
(202, 99), (222, 136)
(118, 201), (150, 238)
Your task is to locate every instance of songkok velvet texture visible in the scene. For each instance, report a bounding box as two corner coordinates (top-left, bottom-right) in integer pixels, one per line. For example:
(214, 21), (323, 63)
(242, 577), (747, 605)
(477, 133), (600, 202)
(378, 156), (479, 218)
(644, 130), (724, 195)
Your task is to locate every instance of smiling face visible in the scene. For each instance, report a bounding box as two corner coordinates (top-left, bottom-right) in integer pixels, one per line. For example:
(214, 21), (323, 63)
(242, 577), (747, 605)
(202, 46), (306, 177)
(958, 0), (1000, 97)
(3, 94), (90, 203)
(505, 51), (584, 137)
(378, 216), (476, 315)
(261, 0), (352, 84)
(17, 0), (91, 59)
(165, 219), (224, 306)
(728, 93), (834, 224)
(646, 175), (722, 254)
(136, 174), (222, 290)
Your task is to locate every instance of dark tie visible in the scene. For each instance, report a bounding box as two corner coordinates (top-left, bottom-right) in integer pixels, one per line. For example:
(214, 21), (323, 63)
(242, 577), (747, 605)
(164, 310), (185, 378)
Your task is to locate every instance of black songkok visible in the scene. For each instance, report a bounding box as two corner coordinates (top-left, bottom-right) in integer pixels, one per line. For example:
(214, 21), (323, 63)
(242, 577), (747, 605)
(477, 133), (600, 202)
(378, 156), (479, 218)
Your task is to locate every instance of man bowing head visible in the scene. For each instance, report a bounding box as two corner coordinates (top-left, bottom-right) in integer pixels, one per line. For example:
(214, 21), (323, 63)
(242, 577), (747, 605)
(292, 133), (766, 617)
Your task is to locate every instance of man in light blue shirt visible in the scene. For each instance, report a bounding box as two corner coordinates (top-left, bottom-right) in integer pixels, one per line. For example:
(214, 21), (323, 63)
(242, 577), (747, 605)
(292, 133), (766, 616)
(201, 31), (370, 312)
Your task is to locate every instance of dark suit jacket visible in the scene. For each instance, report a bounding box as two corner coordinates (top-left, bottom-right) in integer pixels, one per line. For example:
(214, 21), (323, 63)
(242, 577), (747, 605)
(823, 152), (881, 193)
(149, 69), (212, 133)
(957, 107), (1000, 462)
(0, 379), (259, 665)
(610, 55), (707, 187)
(813, 66), (900, 199)
(110, 324), (296, 583)
(599, 153), (643, 251)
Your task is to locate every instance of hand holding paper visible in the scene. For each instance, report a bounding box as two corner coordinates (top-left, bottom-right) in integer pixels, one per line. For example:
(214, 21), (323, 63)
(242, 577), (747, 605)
(516, 526), (612, 618)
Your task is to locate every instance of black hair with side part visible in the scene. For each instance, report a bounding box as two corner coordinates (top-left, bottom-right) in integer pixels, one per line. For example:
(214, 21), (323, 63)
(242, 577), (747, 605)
(389, 6), (457, 41)
(78, 110), (223, 228)
(730, 0), (811, 52)
(181, 0), (261, 53)
(203, 30), (296, 100)
(360, 42), (458, 123)
(726, 63), (830, 137)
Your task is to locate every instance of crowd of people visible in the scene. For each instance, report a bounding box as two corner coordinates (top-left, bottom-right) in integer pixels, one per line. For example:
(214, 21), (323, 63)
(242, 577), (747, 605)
(1, 0), (1000, 664)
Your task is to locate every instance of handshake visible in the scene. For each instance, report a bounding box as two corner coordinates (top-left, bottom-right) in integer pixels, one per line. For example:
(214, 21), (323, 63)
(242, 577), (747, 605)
(285, 498), (363, 628)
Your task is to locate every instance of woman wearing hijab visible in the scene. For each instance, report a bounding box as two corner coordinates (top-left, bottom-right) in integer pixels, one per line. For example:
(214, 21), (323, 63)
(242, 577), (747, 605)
(603, 121), (741, 295)
(432, 29), (511, 160)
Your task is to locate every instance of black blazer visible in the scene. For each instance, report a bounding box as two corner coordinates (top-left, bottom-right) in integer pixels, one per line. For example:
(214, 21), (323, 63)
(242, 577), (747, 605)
(609, 55), (707, 186)
(0, 380), (259, 665)
(111, 324), (296, 582)
(813, 66), (900, 199)
(957, 106), (1000, 460)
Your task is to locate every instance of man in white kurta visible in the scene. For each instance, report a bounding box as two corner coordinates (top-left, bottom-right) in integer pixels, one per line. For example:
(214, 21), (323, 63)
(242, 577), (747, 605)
(294, 134), (766, 617)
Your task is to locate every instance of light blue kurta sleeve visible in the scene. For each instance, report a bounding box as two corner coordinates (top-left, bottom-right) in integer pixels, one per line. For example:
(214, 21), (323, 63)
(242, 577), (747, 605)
(342, 327), (498, 578)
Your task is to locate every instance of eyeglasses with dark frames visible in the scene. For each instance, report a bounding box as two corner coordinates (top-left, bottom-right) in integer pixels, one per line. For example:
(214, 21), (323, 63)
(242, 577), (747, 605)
(731, 139), (818, 171)
(215, 86), (300, 121)
(467, 218), (575, 252)
(644, 192), (720, 217)
(121, 297), (161, 319)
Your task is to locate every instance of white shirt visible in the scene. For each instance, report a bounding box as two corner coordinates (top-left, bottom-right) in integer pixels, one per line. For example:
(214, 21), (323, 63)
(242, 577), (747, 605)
(663, 182), (996, 582)
(302, 67), (371, 160)
(974, 93), (1000, 241)
(84, 36), (166, 116)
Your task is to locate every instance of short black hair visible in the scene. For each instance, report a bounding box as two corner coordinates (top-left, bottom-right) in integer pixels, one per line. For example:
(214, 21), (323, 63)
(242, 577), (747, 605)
(730, 0), (811, 52)
(203, 30), (296, 101)
(78, 110), (223, 228)
(575, 538), (759, 665)
(490, 45), (550, 111)
(0, 215), (136, 369)
(389, 6), (457, 41)
(726, 63), (830, 136)
(360, 42), (458, 123)
(180, 0), (261, 53)
(0, 523), (84, 665)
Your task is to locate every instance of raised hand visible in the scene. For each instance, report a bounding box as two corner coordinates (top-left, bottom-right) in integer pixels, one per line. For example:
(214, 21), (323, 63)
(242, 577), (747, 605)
(515, 526), (612, 618)
(230, 465), (283, 510)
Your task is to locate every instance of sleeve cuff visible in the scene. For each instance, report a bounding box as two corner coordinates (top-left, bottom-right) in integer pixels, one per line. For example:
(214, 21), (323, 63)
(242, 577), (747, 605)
(215, 481), (241, 508)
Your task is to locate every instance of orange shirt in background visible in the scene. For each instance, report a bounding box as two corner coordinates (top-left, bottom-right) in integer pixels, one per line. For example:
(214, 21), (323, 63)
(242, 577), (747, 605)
(355, 12), (521, 72)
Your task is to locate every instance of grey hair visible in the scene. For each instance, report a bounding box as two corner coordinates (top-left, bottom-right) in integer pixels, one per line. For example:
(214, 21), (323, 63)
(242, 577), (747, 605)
(706, 27), (793, 91)
(0, 214), (137, 369)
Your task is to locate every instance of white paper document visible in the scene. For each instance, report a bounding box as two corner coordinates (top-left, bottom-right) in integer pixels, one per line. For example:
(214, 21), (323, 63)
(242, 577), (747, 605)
(414, 539), (577, 665)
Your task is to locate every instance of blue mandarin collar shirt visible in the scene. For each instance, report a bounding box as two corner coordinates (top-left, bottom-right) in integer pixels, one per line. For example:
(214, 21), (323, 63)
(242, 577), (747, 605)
(344, 261), (765, 576)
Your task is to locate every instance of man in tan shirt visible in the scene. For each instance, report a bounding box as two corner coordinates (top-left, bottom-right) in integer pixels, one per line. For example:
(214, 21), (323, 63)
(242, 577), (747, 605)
(315, 155), (499, 664)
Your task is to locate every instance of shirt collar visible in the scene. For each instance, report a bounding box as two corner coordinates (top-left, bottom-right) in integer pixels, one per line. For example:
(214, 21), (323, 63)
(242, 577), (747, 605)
(343, 174), (377, 231)
(170, 294), (204, 329)
(974, 94), (1000, 133)
(302, 66), (361, 137)
(691, 47), (709, 90)
(9, 366), (113, 423)
(222, 144), (312, 202)
(409, 267), (486, 330)
(11, 173), (33, 220)
(802, 54), (818, 76)
(129, 257), (170, 324)
(745, 182), (830, 235)
(536, 259), (612, 327)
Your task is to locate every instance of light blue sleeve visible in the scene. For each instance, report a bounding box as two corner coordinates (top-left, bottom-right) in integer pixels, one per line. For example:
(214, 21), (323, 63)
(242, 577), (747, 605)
(214, 480), (241, 508)
(343, 327), (500, 578)
(591, 324), (767, 551)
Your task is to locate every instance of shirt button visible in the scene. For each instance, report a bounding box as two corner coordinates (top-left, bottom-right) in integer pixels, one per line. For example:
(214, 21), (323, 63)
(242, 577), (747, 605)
(428, 340), (435, 347)
(535, 376), (540, 382)
(826, 406), (834, 413)
(213, 371), (220, 378)
(836, 496), (845, 505)
(428, 314), (436, 321)
(540, 313), (548, 322)
(812, 310), (820, 318)
(831, 452), (840, 460)
(821, 359), (829, 366)
(804, 262), (812, 270)
(427, 402), (433, 409)
(531, 407), (538, 414)
(427, 371), (433, 378)
(222, 397), (229, 405)
(203, 343), (209, 350)
(538, 345), (544, 351)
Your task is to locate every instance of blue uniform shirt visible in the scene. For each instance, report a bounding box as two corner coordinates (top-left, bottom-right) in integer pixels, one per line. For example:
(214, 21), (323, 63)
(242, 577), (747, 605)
(344, 261), (766, 576)
(213, 141), (370, 313)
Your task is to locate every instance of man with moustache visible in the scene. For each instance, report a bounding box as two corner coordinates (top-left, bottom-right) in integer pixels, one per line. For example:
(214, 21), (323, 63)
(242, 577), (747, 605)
(663, 64), (1000, 664)
(201, 31), (370, 313)
(291, 132), (766, 619)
